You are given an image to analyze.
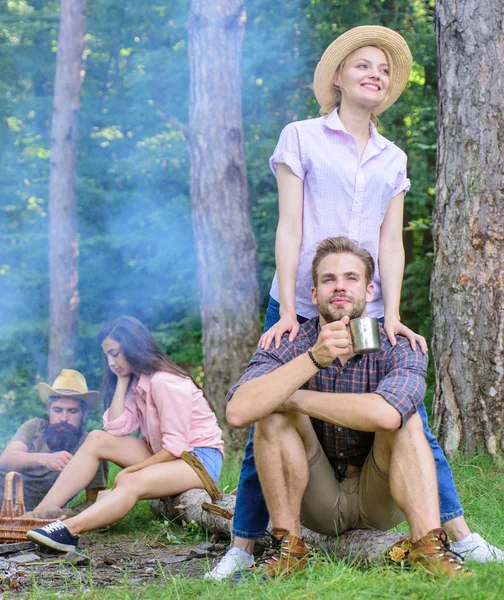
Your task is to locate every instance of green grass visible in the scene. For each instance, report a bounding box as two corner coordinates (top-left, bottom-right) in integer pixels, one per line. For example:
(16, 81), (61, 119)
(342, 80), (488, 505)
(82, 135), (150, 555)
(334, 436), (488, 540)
(26, 454), (504, 599)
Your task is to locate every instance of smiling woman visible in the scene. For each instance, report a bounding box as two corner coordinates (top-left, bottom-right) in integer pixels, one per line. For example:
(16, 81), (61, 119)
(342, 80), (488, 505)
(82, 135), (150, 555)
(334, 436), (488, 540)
(334, 46), (391, 115)
(263, 25), (417, 348)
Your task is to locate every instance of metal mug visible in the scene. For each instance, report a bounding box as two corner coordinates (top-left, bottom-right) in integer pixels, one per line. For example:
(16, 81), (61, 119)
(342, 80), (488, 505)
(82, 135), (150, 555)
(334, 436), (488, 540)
(348, 317), (381, 354)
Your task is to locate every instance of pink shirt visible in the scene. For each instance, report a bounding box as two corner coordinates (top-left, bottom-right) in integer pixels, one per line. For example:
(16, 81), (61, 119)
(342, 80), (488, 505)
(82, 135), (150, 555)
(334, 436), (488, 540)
(103, 372), (224, 457)
(269, 109), (410, 319)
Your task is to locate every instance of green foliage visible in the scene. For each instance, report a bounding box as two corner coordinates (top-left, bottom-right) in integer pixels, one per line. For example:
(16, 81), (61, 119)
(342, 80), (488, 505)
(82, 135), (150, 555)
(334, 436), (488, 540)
(0, 0), (437, 440)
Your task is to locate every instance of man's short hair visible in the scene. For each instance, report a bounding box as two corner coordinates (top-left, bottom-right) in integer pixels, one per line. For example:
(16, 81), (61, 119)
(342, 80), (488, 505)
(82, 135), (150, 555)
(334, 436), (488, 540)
(311, 237), (375, 286)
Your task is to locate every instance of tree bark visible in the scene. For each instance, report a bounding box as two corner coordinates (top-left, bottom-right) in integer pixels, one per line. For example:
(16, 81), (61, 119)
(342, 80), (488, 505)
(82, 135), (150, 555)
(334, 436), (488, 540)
(187, 0), (261, 445)
(151, 492), (408, 562)
(48, 0), (87, 382)
(431, 1), (504, 456)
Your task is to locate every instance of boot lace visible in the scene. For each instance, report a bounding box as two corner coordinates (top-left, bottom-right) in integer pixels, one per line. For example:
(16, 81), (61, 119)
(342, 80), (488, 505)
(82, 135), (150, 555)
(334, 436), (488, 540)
(434, 530), (468, 571)
(256, 531), (287, 566)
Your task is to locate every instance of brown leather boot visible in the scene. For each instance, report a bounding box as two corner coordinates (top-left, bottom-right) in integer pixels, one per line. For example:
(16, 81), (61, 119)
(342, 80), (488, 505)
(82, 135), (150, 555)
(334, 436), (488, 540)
(408, 528), (473, 577)
(252, 528), (309, 579)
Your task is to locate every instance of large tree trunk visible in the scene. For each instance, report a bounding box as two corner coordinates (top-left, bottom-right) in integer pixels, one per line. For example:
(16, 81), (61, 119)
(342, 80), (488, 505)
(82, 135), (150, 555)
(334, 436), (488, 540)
(187, 0), (261, 444)
(431, 1), (504, 456)
(47, 0), (87, 382)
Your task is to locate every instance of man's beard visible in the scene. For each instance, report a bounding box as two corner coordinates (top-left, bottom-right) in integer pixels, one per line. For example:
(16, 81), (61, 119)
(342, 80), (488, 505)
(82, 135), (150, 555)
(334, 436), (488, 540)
(318, 294), (367, 324)
(44, 422), (83, 453)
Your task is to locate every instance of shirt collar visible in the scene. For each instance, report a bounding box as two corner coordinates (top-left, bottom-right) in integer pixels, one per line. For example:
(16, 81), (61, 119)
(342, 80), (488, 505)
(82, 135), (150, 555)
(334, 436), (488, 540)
(324, 109), (394, 151)
(132, 373), (151, 394)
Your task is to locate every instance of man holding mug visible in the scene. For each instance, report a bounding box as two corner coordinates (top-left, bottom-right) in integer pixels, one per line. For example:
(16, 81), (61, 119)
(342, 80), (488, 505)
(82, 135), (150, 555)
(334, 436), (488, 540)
(225, 236), (469, 579)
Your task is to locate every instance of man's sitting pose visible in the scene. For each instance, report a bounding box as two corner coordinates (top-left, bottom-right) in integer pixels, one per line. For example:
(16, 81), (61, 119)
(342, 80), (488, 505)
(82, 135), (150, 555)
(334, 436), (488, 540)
(0, 369), (108, 511)
(226, 237), (470, 578)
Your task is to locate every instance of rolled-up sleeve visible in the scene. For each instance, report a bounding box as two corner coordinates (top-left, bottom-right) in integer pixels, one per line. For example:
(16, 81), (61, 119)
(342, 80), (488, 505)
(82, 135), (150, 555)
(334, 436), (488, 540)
(375, 339), (427, 426)
(103, 390), (141, 436)
(150, 376), (193, 457)
(391, 151), (411, 197)
(226, 342), (299, 403)
(269, 123), (306, 181)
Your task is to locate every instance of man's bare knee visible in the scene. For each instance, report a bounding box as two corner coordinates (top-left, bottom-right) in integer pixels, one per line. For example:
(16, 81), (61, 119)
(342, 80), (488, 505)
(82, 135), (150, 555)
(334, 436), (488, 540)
(377, 411), (423, 446)
(403, 411), (423, 431)
(374, 411), (427, 473)
(395, 411), (425, 444)
(255, 412), (295, 442)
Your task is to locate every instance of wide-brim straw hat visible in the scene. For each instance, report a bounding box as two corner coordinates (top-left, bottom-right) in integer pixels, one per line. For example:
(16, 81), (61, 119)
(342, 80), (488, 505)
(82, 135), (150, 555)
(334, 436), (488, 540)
(38, 369), (100, 410)
(313, 25), (413, 115)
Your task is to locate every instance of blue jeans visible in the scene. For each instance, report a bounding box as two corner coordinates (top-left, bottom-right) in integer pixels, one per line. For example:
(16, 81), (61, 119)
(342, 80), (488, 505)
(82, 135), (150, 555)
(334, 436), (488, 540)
(232, 297), (463, 539)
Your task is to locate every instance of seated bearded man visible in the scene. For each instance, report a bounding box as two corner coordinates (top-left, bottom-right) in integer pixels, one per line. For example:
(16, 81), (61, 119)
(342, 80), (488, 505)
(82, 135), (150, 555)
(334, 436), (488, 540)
(0, 370), (108, 512)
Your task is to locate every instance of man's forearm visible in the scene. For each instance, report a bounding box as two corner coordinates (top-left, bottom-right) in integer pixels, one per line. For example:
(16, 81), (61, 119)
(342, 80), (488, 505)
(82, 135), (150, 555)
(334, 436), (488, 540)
(226, 353), (319, 428)
(289, 390), (402, 432)
(0, 450), (48, 470)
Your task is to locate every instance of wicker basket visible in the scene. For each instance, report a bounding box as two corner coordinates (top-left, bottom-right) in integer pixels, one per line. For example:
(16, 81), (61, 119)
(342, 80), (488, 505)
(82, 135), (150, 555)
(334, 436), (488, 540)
(0, 471), (57, 542)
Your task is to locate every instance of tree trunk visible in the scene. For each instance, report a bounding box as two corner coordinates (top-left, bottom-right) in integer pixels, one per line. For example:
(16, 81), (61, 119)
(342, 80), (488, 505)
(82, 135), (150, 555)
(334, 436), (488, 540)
(47, 0), (87, 382)
(151, 492), (408, 562)
(187, 0), (261, 445)
(431, 1), (504, 456)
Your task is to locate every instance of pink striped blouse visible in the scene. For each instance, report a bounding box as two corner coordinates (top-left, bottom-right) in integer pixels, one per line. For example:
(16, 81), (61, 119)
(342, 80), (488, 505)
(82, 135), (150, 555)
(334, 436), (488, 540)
(103, 372), (224, 457)
(269, 109), (410, 319)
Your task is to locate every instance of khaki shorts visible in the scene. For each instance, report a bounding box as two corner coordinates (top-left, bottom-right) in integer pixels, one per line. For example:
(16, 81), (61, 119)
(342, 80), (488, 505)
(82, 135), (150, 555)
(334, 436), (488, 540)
(301, 446), (405, 537)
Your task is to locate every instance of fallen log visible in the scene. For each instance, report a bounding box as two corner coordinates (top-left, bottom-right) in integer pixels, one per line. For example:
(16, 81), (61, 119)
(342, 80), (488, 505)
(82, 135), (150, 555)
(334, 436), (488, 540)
(151, 490), (234, 539)
(150, 490), (408, 563)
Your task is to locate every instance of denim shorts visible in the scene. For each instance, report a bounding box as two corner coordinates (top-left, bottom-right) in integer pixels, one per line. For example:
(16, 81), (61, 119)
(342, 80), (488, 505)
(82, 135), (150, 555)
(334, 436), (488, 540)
(191, 447), (223, 483)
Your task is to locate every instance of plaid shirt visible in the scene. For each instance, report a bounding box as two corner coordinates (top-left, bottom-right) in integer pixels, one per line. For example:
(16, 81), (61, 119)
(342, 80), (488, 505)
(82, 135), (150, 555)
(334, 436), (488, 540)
(228, 318), (427, 481)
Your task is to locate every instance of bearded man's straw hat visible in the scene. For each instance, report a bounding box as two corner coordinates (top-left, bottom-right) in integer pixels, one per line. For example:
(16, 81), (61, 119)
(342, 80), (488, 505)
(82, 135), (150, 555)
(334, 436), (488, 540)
(38, 369), (100, 410)
(313, 25), (413, 115)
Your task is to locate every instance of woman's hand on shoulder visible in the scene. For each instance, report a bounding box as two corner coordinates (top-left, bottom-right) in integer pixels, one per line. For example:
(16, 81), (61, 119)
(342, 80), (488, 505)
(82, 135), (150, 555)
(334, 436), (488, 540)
(384, 317), (428, 355)
(259, 312), (300, 350)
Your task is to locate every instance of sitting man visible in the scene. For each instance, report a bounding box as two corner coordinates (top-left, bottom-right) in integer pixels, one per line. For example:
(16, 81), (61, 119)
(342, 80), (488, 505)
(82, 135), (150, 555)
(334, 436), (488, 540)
(226, 237), (470, 578)
(0, 369), (108, 512)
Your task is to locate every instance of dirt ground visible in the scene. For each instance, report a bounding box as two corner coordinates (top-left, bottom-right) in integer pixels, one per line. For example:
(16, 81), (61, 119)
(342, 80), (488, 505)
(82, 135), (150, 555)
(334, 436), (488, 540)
(0, 534), (226, 594)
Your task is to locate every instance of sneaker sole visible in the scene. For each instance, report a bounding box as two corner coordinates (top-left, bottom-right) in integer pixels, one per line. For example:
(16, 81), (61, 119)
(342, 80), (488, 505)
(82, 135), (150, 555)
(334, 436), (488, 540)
(27, 530), (77, 553)
(204, 565), (255, 582)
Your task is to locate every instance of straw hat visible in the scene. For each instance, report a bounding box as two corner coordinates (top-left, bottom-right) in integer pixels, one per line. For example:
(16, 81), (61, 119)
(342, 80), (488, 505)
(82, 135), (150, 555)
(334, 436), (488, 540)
(313, 25), (412, 115)
(38, 369), (100, 410)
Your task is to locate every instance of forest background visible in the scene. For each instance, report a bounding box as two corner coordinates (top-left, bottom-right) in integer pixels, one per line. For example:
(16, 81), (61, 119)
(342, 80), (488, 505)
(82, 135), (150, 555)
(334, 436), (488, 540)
(0, 0), (436, 442)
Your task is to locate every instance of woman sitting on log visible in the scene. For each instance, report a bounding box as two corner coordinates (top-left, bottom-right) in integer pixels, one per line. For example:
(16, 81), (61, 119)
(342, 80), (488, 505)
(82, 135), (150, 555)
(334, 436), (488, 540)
(27, 316), (224, 552)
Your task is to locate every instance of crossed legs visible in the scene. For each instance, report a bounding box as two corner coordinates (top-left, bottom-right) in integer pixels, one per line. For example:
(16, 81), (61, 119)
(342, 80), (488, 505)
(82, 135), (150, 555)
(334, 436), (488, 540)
(35, 430), (152, 512)
(64, 459), (202, 535)
(34, 430), (203, 535)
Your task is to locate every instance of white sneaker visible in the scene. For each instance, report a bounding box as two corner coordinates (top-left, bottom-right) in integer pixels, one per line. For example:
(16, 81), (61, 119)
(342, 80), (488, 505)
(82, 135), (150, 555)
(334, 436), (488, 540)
(204, 547), (255, 581)
(451, 532), (504, 563)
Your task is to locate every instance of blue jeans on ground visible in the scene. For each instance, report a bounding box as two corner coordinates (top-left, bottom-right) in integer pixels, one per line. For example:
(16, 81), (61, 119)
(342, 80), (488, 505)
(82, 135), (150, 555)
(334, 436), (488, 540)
(231, 296), (463, 539)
